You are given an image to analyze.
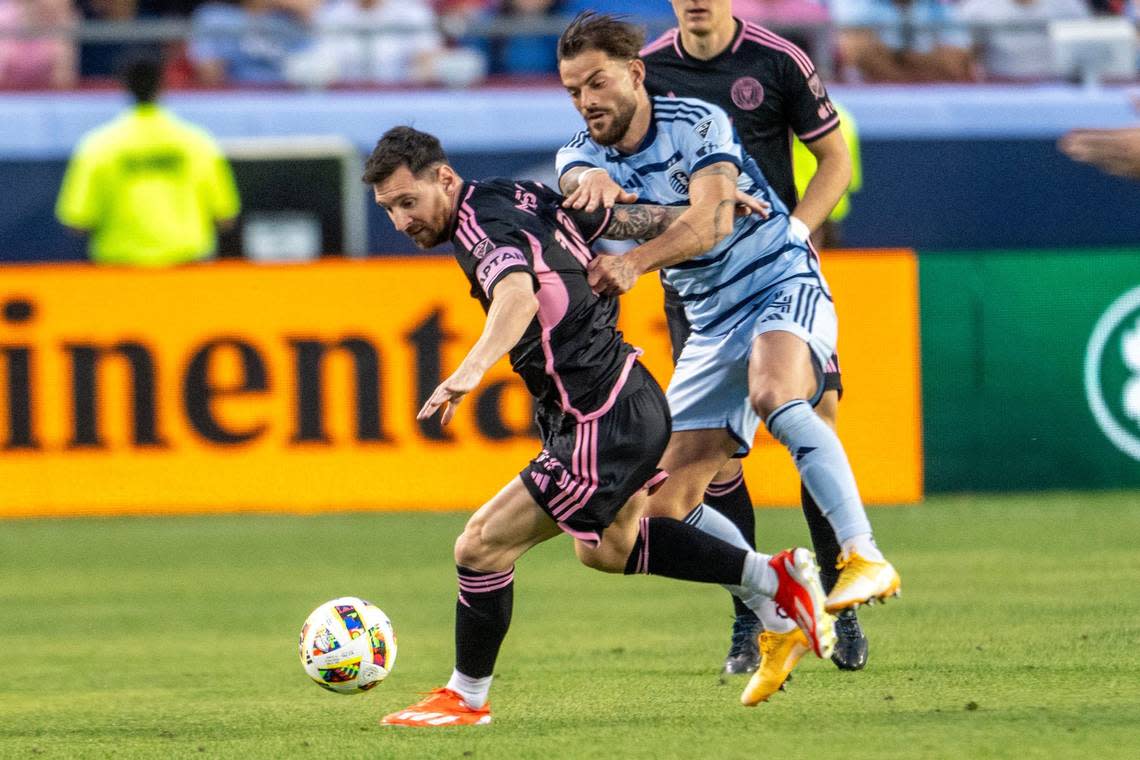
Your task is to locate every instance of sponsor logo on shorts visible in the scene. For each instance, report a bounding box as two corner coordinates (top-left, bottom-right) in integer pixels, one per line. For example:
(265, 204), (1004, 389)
(730, 76), (765, 110)
(1085, 285), (1140, 461)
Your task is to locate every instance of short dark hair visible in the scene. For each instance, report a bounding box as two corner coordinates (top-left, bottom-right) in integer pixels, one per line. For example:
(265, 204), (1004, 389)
(120, 53), (163, 104)
(557, 11), (645, 63)
(362, 126), (449, 186)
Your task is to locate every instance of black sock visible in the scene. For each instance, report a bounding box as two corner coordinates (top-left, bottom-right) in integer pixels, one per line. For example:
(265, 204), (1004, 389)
(801, 483), (842, 593)
(705, 472), (758, 621)
(624, 517), (747, 585)
(454, 565), (514, 679)
(704, 471), (756, 549)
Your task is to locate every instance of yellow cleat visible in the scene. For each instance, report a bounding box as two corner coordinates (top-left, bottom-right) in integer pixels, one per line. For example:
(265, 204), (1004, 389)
(741, 628), (811, 706)
(825, 553), (901, 613)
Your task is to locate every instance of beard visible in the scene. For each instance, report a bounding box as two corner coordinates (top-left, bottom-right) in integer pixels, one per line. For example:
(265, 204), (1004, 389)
(407, 218), (448, 249)
(587, 95), (637, 147)
(406, 203), (453, 249)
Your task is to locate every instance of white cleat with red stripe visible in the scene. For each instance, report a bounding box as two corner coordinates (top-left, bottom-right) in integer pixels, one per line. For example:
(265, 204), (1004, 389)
(768, 548), (837, 659)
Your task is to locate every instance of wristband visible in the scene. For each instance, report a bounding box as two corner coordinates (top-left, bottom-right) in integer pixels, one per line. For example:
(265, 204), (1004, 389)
(787, 215), (811, 244)
(580, 167), (607, 181)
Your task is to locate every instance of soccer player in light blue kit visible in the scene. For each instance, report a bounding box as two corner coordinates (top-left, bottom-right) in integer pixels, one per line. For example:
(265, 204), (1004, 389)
(555, 12), (900, 703)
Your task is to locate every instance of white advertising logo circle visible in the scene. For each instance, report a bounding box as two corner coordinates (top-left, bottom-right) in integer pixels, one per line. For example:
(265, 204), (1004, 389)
(1084, 284), (1140, 461)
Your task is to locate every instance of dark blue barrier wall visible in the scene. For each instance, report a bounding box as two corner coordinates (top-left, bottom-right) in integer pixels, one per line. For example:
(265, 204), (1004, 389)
(4, 85), (1139, 260)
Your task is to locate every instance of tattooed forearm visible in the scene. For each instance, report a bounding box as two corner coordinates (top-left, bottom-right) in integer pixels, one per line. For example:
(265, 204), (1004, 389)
(602, 204), (684, 240)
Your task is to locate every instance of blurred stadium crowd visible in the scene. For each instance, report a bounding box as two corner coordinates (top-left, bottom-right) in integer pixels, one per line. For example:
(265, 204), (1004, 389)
(0, 0), (1136, 90)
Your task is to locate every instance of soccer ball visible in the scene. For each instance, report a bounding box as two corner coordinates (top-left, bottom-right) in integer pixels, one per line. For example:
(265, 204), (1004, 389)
(298, 597), (397, 694)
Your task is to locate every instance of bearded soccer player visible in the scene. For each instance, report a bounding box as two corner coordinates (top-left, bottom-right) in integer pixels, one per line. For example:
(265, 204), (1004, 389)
(365, 126), (834, 727)
(568, 0), (867, 677)
(555, 12), (899, 706)
(646, 0), (866, 675)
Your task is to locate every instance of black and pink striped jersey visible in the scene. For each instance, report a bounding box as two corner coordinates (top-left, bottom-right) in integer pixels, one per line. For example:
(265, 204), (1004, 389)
(448, 178), (643, 421)
(642, 18), (839, 210)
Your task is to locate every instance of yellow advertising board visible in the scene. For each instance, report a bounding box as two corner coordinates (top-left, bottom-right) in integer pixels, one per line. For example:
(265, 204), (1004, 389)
(0, 252), (920, 517)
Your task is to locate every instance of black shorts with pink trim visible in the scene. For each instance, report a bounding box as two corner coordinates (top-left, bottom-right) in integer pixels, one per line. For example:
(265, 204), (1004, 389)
(519, 363), (671, 547)
(661, 274), (843, 401)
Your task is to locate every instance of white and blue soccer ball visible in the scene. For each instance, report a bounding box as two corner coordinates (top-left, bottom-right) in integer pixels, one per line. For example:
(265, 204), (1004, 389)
(298, 597), (397, 694)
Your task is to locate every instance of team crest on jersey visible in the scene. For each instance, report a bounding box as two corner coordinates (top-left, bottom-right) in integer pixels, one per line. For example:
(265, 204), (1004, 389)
(472, 238), (494, 259)
(807, 73), (826, 99)
(730, 76), (765, 110)
(668, 168), (690, 195)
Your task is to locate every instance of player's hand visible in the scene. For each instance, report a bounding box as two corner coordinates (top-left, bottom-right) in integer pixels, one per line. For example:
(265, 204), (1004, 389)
(416, 364), (485, 426)
(587, 253), (641, 296)
(563, 169), (638, 212)
(734, 189), (770, 219)
(1059, 128), (1140, 180)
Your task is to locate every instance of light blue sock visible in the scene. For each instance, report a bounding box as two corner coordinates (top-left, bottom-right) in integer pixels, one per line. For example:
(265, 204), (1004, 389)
(684, 503), (750, 549)
(765, 399), (872, 544)
(685, 504), (786, 628)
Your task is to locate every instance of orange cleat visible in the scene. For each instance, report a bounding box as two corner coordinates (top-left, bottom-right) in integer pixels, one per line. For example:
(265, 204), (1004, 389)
(381, 688), (492, 727)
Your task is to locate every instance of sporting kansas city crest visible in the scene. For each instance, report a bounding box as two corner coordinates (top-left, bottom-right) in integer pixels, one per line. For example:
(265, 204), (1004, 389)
(668, 168), (690, 195)
(1085, 284), (1140, 461)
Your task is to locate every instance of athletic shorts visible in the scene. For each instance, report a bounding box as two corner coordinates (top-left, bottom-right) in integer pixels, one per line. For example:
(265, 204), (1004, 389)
(665, 275), (839, 456)
(519, 363), (671, 547)
(662, 273), (843, 399)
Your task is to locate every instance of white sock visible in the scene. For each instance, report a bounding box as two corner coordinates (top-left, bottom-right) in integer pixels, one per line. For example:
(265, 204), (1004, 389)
(741, 551), (777, 598)
(446, 670), (492, 709)
(841, 532), (885, 563)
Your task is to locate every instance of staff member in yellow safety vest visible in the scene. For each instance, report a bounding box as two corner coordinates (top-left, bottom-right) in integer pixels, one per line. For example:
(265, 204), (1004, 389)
(792, 102), (862, 250)
(55, 55), (240, 266)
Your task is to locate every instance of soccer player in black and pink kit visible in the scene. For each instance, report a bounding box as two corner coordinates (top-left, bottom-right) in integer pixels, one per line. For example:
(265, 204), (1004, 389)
(567, 0), (865, 677)
(364, 126), (834, 727)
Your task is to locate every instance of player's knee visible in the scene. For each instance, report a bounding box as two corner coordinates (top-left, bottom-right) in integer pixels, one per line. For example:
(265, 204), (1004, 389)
(454, 523), (492, 568)
(575, 538), (627, 574)
(751, 385), (792, 420)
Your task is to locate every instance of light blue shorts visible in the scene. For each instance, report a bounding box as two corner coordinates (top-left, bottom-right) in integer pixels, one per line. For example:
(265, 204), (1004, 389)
(665, 276), (838, 455)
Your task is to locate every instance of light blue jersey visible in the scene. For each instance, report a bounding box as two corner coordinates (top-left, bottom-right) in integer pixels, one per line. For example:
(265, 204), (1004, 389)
(556, 95), (825, 337)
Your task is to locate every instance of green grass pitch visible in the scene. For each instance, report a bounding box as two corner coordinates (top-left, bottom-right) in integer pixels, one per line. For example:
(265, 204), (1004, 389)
(2, 492), (1139, 759)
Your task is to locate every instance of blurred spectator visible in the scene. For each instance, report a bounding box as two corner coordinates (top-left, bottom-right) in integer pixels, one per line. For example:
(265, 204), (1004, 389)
(735, 0), (829, 24)
(290, 0), (486, 86)
(958, 0), (1089, 80)
(734, 0), (830, 58)
(1060, 127), (1140, 179)
(1088, 1), (1135, 15)
(792, 100), (862, 249)
(78, 0), (145, 78)
(188, 0), (315, 85)
(0, 0), (77, 88)
(831, 0), (977, 82)
(493, 0), (559, 75)
(297, 0), (444, 84)
(561, 0), (648, 17)
(55, 55), (240, 265)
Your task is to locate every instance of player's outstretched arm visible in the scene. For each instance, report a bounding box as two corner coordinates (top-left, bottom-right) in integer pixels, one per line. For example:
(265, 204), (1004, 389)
(417, 272), (538, 425)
